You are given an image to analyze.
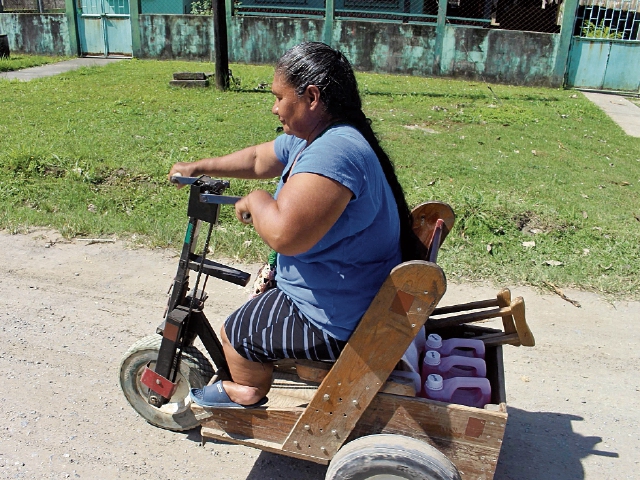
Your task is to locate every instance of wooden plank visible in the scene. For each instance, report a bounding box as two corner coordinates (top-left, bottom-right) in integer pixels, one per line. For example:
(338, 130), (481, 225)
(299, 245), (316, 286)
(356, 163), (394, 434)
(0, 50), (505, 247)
(295, 360), (330, 383)
(428, 306), (512, 329)
(295, 361), (417, 396)
(353, 393), (507, 448)
(200, 407), (303, 444)
(431, 298), (500, 316)
(267, 372), (317, 407)
(199, 393), (507, 475)
(281, 261), (446, 459)
(202, 387), (507, 448)
(351, 394), (507, 479)
(200, 426), (331, 465)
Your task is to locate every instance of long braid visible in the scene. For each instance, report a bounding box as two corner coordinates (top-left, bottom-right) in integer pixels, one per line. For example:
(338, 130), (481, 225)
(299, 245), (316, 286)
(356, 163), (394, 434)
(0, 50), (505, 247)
(340, 110), (423, 261)
(276, 42), (424, 261)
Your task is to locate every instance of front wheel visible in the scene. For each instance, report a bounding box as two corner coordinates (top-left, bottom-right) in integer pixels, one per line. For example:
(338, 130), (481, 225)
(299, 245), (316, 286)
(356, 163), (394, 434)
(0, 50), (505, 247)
(119, 335), (214, 431)
(325, 434), (462, 480)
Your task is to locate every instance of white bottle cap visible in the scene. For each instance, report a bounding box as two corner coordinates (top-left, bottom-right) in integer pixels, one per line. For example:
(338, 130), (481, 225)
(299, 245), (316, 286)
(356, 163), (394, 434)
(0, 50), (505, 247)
(426, 333), (442, 349)
(426, 374), (444, 391)
(423, 350), (441, 366)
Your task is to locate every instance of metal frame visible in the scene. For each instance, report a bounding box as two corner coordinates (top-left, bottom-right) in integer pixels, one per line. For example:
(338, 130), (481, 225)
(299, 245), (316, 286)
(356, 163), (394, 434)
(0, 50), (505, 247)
(139, 176), (251, 408)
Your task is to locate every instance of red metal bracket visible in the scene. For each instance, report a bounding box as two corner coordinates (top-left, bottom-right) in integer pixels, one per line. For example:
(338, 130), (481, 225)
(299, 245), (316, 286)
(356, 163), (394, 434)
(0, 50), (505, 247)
(140, 365), (178, 399)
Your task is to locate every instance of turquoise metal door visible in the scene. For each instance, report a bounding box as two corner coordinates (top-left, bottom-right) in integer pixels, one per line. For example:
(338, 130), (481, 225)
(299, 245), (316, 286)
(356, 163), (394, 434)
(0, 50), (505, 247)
(567, 37), (640, 91)
(78, 0), (132, 57)
(566, 0), (640, 92)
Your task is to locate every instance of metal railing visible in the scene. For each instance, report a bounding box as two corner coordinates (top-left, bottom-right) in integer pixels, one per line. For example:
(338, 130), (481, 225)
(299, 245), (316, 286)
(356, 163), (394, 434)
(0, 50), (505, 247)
(233, 0), (565, 32)
(0, 0), (573, 36)
(575, 0), (640, 40)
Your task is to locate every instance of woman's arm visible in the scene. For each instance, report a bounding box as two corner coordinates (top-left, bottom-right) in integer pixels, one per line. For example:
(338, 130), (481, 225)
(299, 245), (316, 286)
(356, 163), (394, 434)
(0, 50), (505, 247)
(168, 140), (284, 181)
(235, 172), (353, 256)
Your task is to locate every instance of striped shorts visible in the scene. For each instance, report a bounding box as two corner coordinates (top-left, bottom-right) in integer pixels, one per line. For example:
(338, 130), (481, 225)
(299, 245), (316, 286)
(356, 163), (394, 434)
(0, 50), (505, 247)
(224, 288), (347, 363)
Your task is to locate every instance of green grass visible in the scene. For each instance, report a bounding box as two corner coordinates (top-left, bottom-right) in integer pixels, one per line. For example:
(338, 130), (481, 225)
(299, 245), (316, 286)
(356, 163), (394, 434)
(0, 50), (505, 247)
(1, 59), (639, 299)
(0, 54), (71, 72)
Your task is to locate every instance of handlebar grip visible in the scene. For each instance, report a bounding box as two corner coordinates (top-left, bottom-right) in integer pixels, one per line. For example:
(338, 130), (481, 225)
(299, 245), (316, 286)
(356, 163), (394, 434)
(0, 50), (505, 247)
(170, 174), (200, 185)
(242, 212), (252, 224)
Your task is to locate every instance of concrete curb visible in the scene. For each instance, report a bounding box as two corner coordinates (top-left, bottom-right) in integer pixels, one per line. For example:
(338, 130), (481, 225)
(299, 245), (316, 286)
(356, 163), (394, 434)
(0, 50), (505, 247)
(581, 91), (640, 138)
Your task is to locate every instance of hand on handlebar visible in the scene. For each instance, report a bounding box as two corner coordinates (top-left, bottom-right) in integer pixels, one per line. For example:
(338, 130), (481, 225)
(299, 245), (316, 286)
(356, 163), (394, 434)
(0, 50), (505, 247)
(235, 197), (253, 225)
(168, 162), (197, 188)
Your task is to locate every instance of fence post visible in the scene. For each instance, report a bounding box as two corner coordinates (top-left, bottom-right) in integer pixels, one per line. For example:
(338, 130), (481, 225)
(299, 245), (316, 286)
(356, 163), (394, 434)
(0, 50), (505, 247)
(213, 0), (230, 90)
(64, 0), (80, 56)
(434, 0), (447, 75)
(130, 0), (142, 58)
(551, 0), (579, 87)
(323, 0), (335, 46)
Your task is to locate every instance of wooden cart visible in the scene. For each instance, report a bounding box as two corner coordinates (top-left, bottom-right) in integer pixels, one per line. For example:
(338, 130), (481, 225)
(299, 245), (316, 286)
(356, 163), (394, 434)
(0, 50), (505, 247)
(187, 202), (536, 479)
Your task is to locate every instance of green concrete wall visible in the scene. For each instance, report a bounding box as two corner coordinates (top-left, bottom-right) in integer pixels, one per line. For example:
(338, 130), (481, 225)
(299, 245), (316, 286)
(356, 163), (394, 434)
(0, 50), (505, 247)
(227, 16), (324, 64)
(0, 13), (73, 56)
(441, 26), (560, 86)
(333, 21), (438, 76)
(227, 17), (439, 77)
(138, 14), (212, 60)
(227, 17), (554, 84)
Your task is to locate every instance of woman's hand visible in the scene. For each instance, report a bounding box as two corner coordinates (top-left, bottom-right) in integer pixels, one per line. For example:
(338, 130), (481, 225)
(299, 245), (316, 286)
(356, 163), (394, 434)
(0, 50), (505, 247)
(168, 162), (198, 187)
(234, 196), (253, 225)
(235, 190), (272, 225)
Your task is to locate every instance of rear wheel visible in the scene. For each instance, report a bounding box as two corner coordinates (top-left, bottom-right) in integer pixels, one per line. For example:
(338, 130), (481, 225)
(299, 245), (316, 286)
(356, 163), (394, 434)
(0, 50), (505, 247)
(119, 335), (214, 431)
(325, 434), (461, 480)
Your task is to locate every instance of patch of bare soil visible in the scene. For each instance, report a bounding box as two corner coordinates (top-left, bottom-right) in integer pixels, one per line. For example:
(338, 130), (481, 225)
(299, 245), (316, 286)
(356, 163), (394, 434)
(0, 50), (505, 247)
(0, 229), (638, 479)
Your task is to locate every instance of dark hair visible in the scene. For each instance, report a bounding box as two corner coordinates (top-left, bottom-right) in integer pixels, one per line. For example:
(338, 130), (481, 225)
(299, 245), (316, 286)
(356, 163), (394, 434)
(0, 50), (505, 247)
(276, 42), (423, 261)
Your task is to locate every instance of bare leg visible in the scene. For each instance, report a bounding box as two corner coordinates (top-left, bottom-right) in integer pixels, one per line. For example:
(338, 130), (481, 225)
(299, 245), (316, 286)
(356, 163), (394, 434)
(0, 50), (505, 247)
(220, 327), (273, 405)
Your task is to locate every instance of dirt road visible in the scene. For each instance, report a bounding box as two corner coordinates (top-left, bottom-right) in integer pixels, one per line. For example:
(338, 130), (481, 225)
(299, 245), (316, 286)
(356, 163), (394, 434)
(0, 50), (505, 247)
(1, 229), (638, 479)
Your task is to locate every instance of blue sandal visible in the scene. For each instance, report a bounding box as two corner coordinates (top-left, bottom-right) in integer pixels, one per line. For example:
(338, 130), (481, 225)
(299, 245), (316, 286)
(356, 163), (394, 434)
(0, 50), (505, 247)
(190, 380), (268, 409)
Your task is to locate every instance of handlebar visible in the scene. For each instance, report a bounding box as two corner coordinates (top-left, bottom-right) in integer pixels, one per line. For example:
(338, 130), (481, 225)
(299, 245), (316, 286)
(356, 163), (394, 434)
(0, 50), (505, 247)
(170, 175), (252, 223)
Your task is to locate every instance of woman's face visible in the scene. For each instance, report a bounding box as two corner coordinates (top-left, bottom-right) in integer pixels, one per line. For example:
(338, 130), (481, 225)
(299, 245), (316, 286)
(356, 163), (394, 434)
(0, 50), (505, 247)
(271, 73), (315, 139)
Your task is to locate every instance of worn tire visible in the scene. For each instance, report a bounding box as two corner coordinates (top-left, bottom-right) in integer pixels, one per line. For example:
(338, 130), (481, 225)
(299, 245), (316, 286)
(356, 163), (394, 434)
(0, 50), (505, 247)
(325, 434), (462, 480)
(119, 335), (214, 431)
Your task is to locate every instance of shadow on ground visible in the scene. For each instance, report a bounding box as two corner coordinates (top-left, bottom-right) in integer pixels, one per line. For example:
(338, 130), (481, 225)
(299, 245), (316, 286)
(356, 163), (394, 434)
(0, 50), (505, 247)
(246, 451), (327, 479)
(495, 407), (618, 480)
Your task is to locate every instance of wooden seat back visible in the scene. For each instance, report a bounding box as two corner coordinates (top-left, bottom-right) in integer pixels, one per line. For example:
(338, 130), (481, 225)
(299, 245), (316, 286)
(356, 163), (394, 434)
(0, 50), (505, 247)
(411, 201), (455, 262)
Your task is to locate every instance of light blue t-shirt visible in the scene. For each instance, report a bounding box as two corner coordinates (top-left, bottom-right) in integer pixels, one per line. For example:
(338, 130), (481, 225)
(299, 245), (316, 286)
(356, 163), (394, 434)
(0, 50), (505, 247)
(273, 124), (401, 341)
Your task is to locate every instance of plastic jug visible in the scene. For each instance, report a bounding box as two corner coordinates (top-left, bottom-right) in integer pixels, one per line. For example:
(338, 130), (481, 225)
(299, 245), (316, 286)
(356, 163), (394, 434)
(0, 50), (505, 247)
(424, 374), (492, 408)
(421, 350), (487, 381)
(426, 333), (486, 359)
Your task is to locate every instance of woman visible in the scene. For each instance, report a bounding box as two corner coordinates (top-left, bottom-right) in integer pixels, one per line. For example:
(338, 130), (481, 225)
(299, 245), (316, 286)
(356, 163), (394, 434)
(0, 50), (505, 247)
(169, 42), (420, 409)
